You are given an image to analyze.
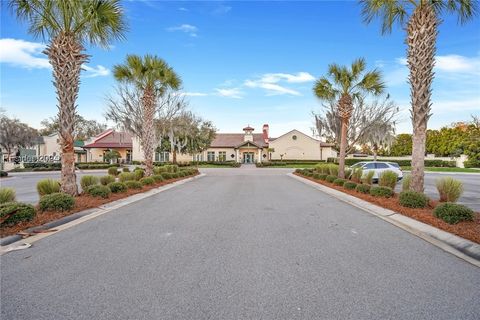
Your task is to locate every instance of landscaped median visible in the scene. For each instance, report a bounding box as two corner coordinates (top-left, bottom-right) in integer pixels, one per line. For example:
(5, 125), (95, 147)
(293, 165), (479, 245)
(0, 165), (200, 239)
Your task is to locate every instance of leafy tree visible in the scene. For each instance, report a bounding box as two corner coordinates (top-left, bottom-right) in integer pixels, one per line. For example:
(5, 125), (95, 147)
(10, 0), (127, 195)
(40, 115), (107, 140)
(113, 55), (181, 176)
(313, 58), (385, 178)
(104, 150), (121, 163)
(0, 115), (38, 160)
(361, 0), (478, 192)
(388, 133), (412, 157)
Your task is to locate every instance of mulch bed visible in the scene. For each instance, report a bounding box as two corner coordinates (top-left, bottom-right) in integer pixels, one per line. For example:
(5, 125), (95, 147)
(0, 174), (199, 238)
(294, 173), (480, 244)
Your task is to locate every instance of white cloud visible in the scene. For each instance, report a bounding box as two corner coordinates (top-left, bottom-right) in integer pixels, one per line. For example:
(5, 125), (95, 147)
(166, 24), (198, 37)
(215, 88), (243, 99)
(181, 92), (209, 97)
(0, 38), (111, 78)
(178, 7), (188, 11)
(244, 72), (314, 96)
(435, 55), (480, 74)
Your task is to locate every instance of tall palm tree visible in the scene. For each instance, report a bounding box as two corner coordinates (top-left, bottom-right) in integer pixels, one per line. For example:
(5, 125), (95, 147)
(360, 0), (478, 192)
(313, 58), (385, 178)
(9, 0), (127, 195)
(113, 54), (181, 176)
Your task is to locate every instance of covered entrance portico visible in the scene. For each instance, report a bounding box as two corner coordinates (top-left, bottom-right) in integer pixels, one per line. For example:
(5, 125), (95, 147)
(235, 141), (264, 164)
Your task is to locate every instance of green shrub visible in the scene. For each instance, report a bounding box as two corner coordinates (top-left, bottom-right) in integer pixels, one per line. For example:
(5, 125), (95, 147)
(164, 164), (179, 173)
(351, 168), (363, 183)
(122, 167), (130, 172)
(295, 168), (303, 174)
(134, 168), (144, 180)
(333, 178), (346, 186)
(125, 180), (142, 189)
(161, 172), (174, 180)
(86, 185), (111, 198)
(39, 193), (75, 211)
(154, 166), (167, 174)
(152, 174), (165, 183)
(37, 179), (60, 196)
(303, 171), (314, 177)
(326, 175), (336, 183)
(0, 171), (8, 177)
(318, 174), (327, 180)
(0, 187), (16, 204)
(100, 175), (116, 186)
(378, 170), (398, 190)
(361, 171), (374, 185)
(118, 172), (136, 182)
(399, 191), (429, 208)
(356, 184), (371, 194)
(344, 169), (352, 180)
(327, 164), (339, 176)
(108, 167), (119, 176)
(435, 177), (463, 202)
(315, 163), (330, 175)
(313, 173), (322, 180)
(0, 202), (36, 226)
(107, 182), (128, 193)
(140, 177), (155, 186)
(402, 174), (412, 192)
(433, 202), (474, 224)
(80, 175), (99, 189)
(370, 186), (394, 198)
(344, 181), (357, 190)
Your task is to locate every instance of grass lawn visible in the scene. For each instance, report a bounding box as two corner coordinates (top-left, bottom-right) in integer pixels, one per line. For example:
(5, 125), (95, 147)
(401, 166), (480, 173)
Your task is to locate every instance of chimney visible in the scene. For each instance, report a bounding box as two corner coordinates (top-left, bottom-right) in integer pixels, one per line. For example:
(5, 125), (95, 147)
(262, 124), (269, 144)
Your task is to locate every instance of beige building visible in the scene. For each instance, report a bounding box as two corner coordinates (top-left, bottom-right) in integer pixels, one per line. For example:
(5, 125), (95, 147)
(132, 124), (336, 163)
(84, 129), (133, 163)
(35, 133), (87, 162)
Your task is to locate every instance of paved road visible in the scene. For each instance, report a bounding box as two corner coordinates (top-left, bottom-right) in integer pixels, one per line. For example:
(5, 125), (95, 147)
(1, 168), (479, 210)
(2, 168), (479, 320)
(0, 170), (107, 204)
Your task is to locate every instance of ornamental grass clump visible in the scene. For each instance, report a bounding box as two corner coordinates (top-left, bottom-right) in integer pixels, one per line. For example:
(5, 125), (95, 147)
(326, 175), (336, 183)
(313, 173), (322, 180)
(39, 193), (75, 211)
(378, 170), (398, 190)
(134, 168), (144, 180)
(327, 164), (339, 176)
(122, 167), (130, 172)
(344, 169), (352, 180)
(435, 177), (463, 202)
(86, 185), (111, 199)
(356, 184), (371, 194)
(119, 172), (136, 182)
(152, 175), (165, 183)
(108, 167), (119, 176)
(318, 174), (328, 180)
(107, 182), (128, 193)
(315, 163), (330, 175)
(361, 171), (374, 185)
(80, 175), (99, 189)
(344, 181), (357, 190)
(140, 177), (155, 186)
(333, 178), (346, 186)
(37, 179), (60, 196)
(154, 166), (167, 174)
(100, 175), (116, 186)
(433, 202), (474, 224)
(402, 174), (412, 192)
(125, 180), (142, 189)
(0, 187), (16, 204)
(369, 186), (394, 198)
(399, 191), (429, 208)
(0, 202), (36, 226)
(351, 168), (363, 183)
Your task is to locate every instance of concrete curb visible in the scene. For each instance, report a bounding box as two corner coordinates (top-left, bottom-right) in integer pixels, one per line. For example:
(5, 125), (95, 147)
(0, 174), (206, 251)
(7, 169), (108, 176)
(403, 170), (480, 175)
(288, 173), (480, 268)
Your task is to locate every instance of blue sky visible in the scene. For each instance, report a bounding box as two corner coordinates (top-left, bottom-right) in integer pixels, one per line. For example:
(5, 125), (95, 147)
(1, 0), (479, 138)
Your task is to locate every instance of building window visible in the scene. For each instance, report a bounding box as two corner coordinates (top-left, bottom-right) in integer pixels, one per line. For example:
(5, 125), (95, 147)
(207, 151), (215, 162)
(218, 151), (226, 161)
(192, 154), (203, 162)
(292, 135), (297, 140)
(155, 151), (169, 162)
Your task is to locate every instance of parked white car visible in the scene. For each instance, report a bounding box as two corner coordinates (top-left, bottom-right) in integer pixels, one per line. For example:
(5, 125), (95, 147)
(350, 161), (403, 182)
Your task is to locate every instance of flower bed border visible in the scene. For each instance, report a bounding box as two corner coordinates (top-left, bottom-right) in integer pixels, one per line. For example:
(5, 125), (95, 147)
(293, 172), (480, 244)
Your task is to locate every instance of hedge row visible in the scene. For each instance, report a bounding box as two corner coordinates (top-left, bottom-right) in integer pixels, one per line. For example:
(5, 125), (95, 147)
(326, 157), (456, 167)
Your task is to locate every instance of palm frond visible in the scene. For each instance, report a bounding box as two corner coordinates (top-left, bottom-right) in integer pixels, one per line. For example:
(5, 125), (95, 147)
(360, 0), (410, 34)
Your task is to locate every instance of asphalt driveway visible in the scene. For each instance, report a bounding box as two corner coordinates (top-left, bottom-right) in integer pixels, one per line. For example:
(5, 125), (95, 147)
(1, 168), (479, 320)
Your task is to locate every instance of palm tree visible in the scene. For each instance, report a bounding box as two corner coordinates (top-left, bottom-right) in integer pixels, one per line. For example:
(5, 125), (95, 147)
(360, 0), (478, 192)
(9, 0), (127, 195)
(313, 58), (385, 178)
(113, 55), (181, 176)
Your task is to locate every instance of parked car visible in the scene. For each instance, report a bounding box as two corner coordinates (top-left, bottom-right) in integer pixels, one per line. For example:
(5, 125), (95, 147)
(350, 161), (403, 182)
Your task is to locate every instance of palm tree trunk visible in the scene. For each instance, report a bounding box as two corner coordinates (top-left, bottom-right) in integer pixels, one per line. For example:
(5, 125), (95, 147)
(407, 5), (437, 193)
(337, 94), (353, 179)
(44, 33), (88, 196)
(141, 86), (155, 177)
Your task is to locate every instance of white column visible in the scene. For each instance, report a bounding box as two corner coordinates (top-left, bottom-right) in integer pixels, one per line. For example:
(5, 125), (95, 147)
(258, 149), (262, 163)
(236, 149), (240, 163)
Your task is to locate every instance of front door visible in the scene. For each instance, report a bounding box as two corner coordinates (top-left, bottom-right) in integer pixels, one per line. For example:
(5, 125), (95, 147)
(243, 152), (254, 163)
